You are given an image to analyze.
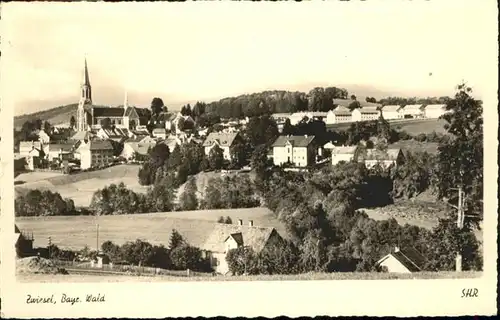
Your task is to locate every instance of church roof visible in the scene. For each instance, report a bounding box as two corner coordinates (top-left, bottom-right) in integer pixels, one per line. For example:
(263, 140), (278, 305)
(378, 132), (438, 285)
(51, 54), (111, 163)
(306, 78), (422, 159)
(92, 107), (125, 118)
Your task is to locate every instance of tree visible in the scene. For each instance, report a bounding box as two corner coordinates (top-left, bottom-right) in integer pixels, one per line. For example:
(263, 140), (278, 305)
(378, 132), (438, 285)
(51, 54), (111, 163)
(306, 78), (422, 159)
(217, 216), (225, 223)
(169, 229), (185, 250)
(43, 121), (52, 134)
(435, 83), (483, 223)
(282, 118), (294, 136)
(179, 177), (198, 211)
(224, 216), (233, 224)
(129, 119), (137, 130)
(230, 139), (247, 168)
(170, 245), (204, 270)
(146, 175), (176, 212)
(151, 97), (165, 115)
(226, 246), (258, 275)
(208, 144), (224, 170)
(351, 94), (357, 101)
(251, 144), (269, 183)
(244, 115), (279, 148)
(70, 116), (77, 129)
(101, 118), (112, 129)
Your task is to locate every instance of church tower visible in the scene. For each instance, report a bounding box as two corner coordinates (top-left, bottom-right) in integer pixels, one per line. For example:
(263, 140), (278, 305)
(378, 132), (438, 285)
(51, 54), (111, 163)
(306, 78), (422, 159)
(77, 58), (92, 131)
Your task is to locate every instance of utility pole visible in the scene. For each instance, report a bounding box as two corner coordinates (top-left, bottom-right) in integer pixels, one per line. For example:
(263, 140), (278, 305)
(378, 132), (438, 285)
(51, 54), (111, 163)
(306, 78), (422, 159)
(448, 186), (464, 272)
(96, 223), (99, 252)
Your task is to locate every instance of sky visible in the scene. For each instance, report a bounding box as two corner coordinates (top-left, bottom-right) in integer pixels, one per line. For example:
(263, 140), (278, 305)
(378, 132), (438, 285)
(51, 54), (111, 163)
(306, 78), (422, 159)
(1, 1), (497, 116)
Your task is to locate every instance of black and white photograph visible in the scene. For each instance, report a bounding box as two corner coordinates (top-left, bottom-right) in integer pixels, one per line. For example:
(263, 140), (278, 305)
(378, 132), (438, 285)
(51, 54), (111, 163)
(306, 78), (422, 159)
(0, 1), (497, 318)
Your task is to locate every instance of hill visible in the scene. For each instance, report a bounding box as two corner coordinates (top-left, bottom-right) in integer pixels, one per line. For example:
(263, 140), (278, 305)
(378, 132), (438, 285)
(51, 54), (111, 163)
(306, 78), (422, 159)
(14, 104), (78, 128)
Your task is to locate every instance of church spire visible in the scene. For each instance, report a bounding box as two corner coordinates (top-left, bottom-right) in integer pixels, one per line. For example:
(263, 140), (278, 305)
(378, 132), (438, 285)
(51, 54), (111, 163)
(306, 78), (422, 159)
(80, 57), (92, 104)
(83, 57), (90, 87)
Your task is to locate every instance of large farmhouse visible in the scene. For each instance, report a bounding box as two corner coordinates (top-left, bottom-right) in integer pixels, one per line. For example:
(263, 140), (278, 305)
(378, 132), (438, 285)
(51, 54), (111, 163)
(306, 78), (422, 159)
(203, 132), (241, 161)
(271, 135), (316, 167)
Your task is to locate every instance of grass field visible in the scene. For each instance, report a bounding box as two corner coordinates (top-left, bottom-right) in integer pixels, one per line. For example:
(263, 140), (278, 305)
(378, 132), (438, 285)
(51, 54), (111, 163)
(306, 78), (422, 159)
(326, 118), (447, 135)
(15, 164), (148, 207)
(18, 271), (481, 282)
(15, 207), (285, 250)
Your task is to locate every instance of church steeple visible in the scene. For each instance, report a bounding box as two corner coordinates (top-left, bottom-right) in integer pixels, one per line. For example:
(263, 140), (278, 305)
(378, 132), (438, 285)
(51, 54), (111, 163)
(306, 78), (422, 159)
(81, 57), (92, 104)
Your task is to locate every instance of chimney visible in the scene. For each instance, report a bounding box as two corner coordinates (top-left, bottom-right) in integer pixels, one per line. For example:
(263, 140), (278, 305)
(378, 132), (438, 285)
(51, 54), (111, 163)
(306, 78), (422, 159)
(238, 219), (243, 226)
(248, 220), (254, 227)
(394, 246), (400, 253)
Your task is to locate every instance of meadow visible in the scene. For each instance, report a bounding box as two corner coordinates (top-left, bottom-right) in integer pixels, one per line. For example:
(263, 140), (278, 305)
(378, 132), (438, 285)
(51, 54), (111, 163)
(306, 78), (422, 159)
(15, 207), (286, 250)
(18, 271), (481, 283)
(15, 164), (148, 207)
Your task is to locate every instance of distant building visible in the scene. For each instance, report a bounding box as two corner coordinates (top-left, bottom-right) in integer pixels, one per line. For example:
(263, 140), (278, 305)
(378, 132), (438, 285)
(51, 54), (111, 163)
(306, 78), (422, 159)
(400, 104), (424, 119)
(26, 146), (44, 171)
(19, 141), (43, 157)
(201, 219), (284, 275)
(376, 247), (426, 273)
(271, 113), (292, 124)
(37, 129), (51, 144)
(325, 106), (352, 124)
(15, 225), (34, 258)
(351, 106), (380, 122)
(76, 140), (114, 170)
(46, 143), (74, 162)
(271, 135), (316, 167)
(120, 141), (155, 160)
(423, 104), (449, 119)
(96, 127), (132, 142)
(380, 105), (403, 120)
(203, 132), (241, 161)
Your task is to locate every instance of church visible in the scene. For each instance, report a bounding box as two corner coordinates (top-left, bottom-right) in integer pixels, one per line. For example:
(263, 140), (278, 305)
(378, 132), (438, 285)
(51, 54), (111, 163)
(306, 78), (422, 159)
(76, 59), (150, 132)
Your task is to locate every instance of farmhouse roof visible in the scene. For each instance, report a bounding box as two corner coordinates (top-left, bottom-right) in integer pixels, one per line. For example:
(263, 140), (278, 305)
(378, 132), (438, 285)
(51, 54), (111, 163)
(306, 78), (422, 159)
(203, 132), (239, 148)
(357, 106), (380, 114)
(202, 224), (277, 253)
(272, 135), (315, 148)
(125, 142), (154, 155)
(157, 112), (176, 122)
(92, 107), (125, 118)
(226, 233), (244, 246)
(382, 105), (402, 112)
(378, 247), (426, 272)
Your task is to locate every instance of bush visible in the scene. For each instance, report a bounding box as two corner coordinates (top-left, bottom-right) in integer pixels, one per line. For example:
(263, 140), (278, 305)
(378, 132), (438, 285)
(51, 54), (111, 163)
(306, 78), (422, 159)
(170, 245), (206, 271)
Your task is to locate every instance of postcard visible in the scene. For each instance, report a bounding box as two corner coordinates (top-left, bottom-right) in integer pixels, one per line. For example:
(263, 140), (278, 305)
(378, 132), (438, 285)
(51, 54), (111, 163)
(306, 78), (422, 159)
(0, 0), (497, 318)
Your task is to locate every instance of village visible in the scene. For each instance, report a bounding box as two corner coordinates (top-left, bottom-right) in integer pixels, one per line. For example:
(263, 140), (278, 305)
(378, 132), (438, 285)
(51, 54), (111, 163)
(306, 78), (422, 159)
(13, 59), (482, 280)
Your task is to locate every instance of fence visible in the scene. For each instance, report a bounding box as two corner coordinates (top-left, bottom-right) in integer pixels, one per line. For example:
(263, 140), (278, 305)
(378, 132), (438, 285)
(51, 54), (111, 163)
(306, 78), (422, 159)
(52, 259), (211, 277)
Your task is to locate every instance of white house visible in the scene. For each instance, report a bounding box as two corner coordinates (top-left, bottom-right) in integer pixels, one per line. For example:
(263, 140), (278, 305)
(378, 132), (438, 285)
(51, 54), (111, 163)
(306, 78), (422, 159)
(120, 141), (155, 160)
(46, 143), (74, 162)
(19, 141), (43, 157)
(26, 147), (44, 171)
(75, 140), (114, 170)
(203, 132), (241, 161)
(351, 106), (380, 122)
(271, 113), (292, 124)
(37, 129), (51, 144)
(325, 106), (352, 124)
(152, 128), (167, 140)
(201, 219), (284, 275)
(381, 105), (403, 120)
(331, 146), (357, 165)
(376, 247), (426, 273)
(271, 135), (316, 167)
(400, 104), (424, 118)
(423, 104), (448, 119)
(358, 148), (405, 169)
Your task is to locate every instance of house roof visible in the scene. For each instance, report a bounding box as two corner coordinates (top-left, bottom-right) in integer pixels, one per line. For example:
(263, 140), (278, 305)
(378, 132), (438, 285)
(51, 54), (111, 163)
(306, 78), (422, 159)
(202, 224), (277, 253)
(332, 146), (357, 154)
(332, 106), (351, 115)
(48, 144), (74, 152)
(402, 104), (423, 111)
(203, 132), (239, 147)
(87, 140), (114, 151)
(226, 233), (244, 246)
(153, 128), (167, 134)
(323, 142), (336, 149)
(379, 247), (426, 272)
(70, 131), (93, 141)
(125, 142), (155, 155)
(157, 112), (176, 122)
(271, 113), (292, 119)
(361, 148), (402, 161)
(357, 106), (380, 114)
(19, 141), (42, 150)
(424, 104), (447, 110)
(272, 135), (315, 148)
(92, 107), (125, 118)
(382, 105), (402, 112)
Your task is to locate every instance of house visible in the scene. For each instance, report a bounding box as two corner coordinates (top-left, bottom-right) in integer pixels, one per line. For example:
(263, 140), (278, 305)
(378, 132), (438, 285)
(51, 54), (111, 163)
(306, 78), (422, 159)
(46, 143), (74, 162)
(376, 246), (426, 273)
(120, 141), (155, 160)
(167, 113), (196, 133)
(37, 129), (51, 144)
(381, 105), (403, 120)
(96, 127), (132, 141)
(331, 146), (357, 165)
(26, 146), (45, 170)
(201, 219), (284, 275)
(325, 106), (352, 124)
(203, 132), (241, 161)
(152, 128), (167, 140)
(400, 104), (424, 118)
(271, 135), (316, 167)
(358, 148), (405, 169)
(289, 112), (312, 125)
(271, 113), (292, 124)
(352, 106), (380, 122)
(19, 141), (43, 157)
(70, 130), (94, 142)
(15, 225), (34, 258)
(76, 140), (114, 169)
(423, 104), (448, 119)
